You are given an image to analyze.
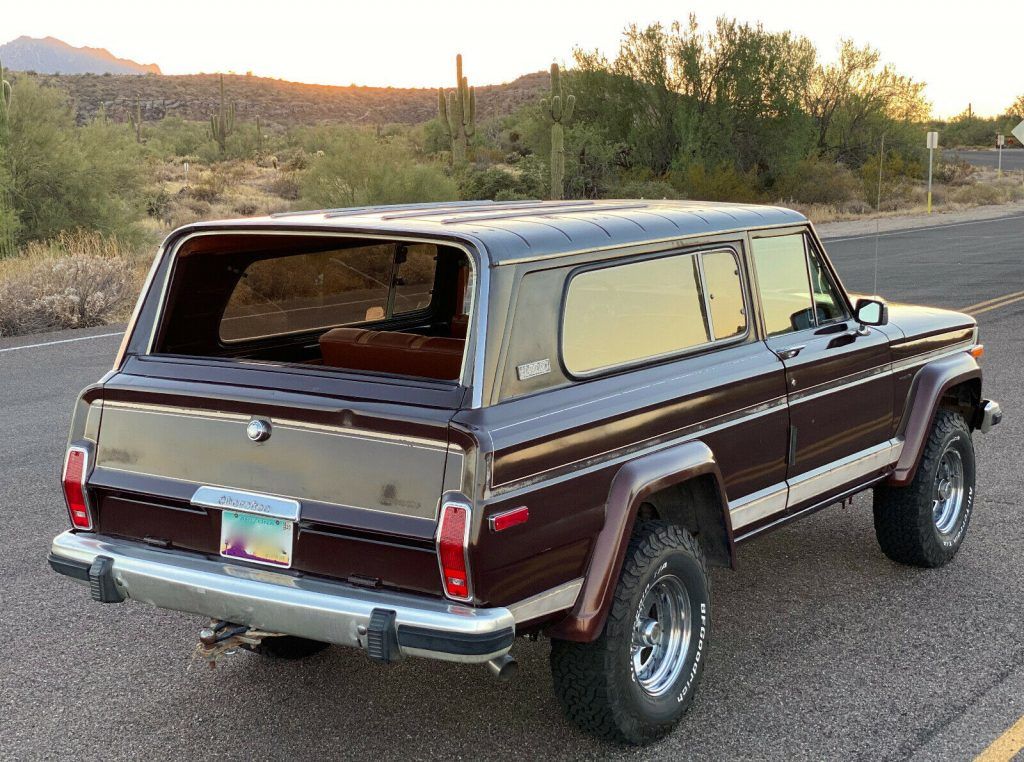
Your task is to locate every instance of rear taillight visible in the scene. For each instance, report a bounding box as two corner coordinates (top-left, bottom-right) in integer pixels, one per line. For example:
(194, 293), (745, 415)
(436, 500), (472, 601)
(62, 446), (93, 530)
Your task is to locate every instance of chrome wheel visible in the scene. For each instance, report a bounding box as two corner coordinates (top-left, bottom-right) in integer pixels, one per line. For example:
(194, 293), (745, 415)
(630, 574), (692, 697)
(933, 447), (965, 534)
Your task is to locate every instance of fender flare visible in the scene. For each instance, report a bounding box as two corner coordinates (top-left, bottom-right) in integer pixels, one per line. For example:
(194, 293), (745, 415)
(546, 439), (733, 642)
(890, 351), (980, 485)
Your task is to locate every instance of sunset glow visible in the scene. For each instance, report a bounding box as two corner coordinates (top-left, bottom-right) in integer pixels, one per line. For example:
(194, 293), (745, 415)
(3, 0), (1021, 118)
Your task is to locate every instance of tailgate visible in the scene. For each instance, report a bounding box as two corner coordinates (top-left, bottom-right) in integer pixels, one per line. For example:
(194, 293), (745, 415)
(86, 377), (465, 596)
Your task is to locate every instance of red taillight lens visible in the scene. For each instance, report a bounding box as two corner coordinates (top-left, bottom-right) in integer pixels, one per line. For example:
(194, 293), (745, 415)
(62, 446), (93, 530)
(437, 502), (471, 601)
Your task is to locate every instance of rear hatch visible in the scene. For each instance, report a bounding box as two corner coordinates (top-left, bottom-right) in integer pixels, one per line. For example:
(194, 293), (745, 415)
(88, 366), (464, 596)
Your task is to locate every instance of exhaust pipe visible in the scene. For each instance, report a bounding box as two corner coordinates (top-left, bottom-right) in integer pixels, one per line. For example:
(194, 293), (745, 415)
(486, 654), (518, 681)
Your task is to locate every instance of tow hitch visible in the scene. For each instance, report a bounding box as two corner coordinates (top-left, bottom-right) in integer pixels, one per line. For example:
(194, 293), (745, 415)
(194, 619), (285, 668)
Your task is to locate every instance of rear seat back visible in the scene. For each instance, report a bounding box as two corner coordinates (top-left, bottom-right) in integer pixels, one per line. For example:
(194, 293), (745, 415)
(319, 328), (464, 380)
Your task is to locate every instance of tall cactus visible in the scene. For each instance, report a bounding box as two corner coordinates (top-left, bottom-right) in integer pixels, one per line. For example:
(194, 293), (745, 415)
(128, 95), (143, 143)
(541, 63), (575, 200)
(0, 60), (12, 126)
(437, 54), (476, 167)
(209, 74), (236, 155)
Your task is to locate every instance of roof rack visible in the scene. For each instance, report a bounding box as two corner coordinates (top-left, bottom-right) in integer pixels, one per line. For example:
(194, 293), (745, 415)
(440, 202), (649, 225)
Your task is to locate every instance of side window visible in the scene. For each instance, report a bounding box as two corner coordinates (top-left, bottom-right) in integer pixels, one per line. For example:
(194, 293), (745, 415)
(701, 250), (747, 340)
(562, 253), (710, 374)
(806, 242), (847, 324)
(750, 234), (814, 337)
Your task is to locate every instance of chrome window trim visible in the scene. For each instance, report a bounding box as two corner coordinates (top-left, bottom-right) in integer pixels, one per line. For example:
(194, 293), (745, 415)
(559, 245), (751, 379)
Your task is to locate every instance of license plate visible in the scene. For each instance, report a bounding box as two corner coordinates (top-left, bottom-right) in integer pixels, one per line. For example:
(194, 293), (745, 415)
(220, 510), (294, 569)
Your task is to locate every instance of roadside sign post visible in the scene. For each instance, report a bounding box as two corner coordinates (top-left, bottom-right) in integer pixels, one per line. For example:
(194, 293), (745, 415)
(926, 131), (938, 213)
(997, 134), (1005, 176)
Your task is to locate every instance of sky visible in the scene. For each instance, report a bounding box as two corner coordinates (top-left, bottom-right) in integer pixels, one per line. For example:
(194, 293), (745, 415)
(3, 0), (1020, 119)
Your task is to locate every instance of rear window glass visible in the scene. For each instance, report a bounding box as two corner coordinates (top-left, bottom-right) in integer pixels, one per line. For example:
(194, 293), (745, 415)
(220, 243), (437, 341)
(562, 254), (710, 375)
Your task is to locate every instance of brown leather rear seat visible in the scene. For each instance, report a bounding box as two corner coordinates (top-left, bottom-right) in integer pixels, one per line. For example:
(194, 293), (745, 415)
(319, 328), (464, 380)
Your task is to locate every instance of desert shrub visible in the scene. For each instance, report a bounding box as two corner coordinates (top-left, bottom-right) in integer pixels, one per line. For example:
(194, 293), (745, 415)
(458, 165), (544, 200)
(0, 231), (144, 336)
(613, 179), (682, 199)
(672, 164), (763, 202)
(860, 151), (923, 208)
(774, 158), (861, 205)
(948, 181), (1024, 206)
(933, 158), (975, 186)
(145, 188), (173, 222)
(145, 116), (208, 158)
(300, 127), (457, 208)
(266, 172), (301, 200)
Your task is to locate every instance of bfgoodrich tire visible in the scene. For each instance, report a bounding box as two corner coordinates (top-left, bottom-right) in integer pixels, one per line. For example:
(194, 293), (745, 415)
(873, 409), (976, 567)
(550, 521), (710, 745)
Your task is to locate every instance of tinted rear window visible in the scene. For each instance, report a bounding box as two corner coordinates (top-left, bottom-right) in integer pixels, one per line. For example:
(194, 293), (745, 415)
(220, 243), (437, 341)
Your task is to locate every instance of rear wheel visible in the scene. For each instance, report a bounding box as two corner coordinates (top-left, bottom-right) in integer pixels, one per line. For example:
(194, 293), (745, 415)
(873, 409), (976, 567)
(550, 521), (710, 745)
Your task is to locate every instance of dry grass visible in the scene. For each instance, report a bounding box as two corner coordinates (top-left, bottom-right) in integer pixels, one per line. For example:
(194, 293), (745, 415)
(0, 231), (149, 337)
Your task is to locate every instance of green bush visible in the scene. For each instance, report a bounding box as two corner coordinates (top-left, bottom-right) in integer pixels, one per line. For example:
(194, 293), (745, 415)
(300, 127), (457, 208)
(671, 164), (763, 202)
(860, 151), (923, 208)
(0, 79), (146, 246)
(458, 164), (544, 200)
(774, 158), (862, 205)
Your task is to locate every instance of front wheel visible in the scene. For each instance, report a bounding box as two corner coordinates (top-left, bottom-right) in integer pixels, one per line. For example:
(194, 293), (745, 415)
(873, 409), (976, 567)
(550, 522), (710, 745)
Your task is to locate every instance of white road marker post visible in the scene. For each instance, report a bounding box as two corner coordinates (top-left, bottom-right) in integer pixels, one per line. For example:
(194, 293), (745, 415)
(997, 133), (1005, 176)
(926, 131), (938, 213)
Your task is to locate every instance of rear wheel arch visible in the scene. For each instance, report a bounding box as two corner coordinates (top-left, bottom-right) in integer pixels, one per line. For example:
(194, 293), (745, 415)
(546, 440), (733, 642)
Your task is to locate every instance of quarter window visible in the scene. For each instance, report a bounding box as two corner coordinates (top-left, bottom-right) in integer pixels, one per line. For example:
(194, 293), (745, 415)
(701, 250), (747, 340)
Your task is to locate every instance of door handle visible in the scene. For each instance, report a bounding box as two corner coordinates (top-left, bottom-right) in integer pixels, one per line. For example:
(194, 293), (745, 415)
(777, 344), (805, 360)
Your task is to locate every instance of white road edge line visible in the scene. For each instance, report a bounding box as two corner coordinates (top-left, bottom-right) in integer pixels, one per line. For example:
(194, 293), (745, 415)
(823, 213), (1024, 243)
(0, 331), (124, 353)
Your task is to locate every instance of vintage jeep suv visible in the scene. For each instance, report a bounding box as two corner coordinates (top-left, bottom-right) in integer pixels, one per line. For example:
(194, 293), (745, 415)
(49, 200), (1001, 744)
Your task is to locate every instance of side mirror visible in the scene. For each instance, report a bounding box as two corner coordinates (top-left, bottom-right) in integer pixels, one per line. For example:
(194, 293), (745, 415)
(855, 297), (888, 327)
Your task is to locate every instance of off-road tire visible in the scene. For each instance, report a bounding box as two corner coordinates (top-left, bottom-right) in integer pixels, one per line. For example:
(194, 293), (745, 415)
(873, 409), (976, 567)
(550, 521), (710, 745)
(254, 636), (330, 660)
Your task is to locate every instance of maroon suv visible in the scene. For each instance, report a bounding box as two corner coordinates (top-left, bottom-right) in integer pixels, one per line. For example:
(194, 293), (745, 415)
(49, 200), (1001, 744)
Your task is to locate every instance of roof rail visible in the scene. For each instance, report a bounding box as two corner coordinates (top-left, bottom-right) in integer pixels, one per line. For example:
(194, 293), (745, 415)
(440, 202), (649, 225)
(379, 199), (595, 221)
(323, 200), (496, 219)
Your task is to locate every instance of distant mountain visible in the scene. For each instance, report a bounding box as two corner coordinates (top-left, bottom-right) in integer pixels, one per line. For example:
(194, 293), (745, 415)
(0, 36), (160, 75)
(28, 71), (550, 127)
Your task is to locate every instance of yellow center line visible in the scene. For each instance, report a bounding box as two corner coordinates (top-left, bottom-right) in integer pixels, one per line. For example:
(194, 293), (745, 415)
(976, 714), (1024, 762)
(971, 293), (1024, 316)
(962, 289), (1024, 313)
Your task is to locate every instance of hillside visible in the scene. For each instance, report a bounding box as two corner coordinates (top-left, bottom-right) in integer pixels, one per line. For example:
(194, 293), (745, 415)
(23, 70), (550, 127)
(0, 36), (160, 75)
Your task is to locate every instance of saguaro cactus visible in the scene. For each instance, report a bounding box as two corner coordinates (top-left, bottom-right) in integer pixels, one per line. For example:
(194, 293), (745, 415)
(209, 74), (236, 155)
(0, 60), (12, 126)
(437, 54), (476, 167)
(128, 95), (143, 143)
(541, 63), (575, 200)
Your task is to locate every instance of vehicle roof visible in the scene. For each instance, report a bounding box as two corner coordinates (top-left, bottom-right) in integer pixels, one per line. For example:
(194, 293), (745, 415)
(185, 199), (808, 265)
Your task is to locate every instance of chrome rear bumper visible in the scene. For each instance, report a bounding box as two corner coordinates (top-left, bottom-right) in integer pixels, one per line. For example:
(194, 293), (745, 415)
(49, 531), (514, 663)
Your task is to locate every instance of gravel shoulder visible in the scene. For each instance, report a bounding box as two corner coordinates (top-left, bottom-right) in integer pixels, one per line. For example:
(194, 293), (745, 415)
(814, 200), (1024, 239)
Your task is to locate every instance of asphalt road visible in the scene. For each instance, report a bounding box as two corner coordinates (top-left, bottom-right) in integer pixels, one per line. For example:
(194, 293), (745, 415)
(2, 215), (1023, 760)
(945, 148), (1024, 172)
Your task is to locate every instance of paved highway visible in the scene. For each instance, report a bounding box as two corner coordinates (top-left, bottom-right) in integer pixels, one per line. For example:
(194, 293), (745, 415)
(945, 148), (1024, 172)
(1, 215), (1022, 760)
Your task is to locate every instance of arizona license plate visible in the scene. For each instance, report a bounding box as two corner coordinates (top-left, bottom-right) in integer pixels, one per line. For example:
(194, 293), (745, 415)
(192, 486), (300, 569)
(220, 510), (294, 568)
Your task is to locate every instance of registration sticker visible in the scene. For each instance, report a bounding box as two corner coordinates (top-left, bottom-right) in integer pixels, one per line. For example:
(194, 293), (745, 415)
(220, 510), (294, 568)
